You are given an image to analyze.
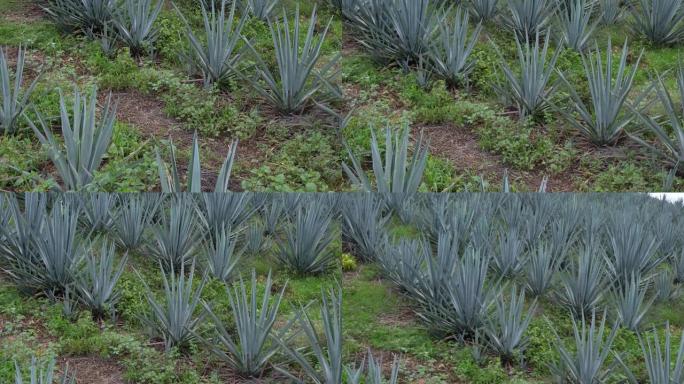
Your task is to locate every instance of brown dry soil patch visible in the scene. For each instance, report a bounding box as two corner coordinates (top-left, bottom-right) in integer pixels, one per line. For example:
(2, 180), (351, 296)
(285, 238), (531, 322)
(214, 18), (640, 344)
(58, 356), (125, 384)
(354, 347), (464, 384)
(108, 90), (271, 191)
(0, 46), (47, 85)
(1, 0), (45, 23)
(414, 123), (579, 192)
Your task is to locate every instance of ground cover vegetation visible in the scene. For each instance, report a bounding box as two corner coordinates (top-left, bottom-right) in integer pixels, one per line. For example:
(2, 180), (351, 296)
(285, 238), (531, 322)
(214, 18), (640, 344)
(339, 0), (684, 191)
(2, 192), (684, 383)
(340, 192), (684, 383)
(0, 0), (344, 192)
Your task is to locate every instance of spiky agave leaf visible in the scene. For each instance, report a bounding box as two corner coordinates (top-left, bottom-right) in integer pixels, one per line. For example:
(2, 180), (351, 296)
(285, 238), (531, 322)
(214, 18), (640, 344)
(175, 0), (247, 88)
(556, 0), (599, 51)
(0, 45), (41, 135)
(629, 0), (684, 46)
(344, 0), (396, 62)
(112, 193), (161, 251)
(674, 247), (684, 283)
(242, 5), (340, 113)
(156, 131), (238, 192)
(44, 0), (115, 33)
(202, 270), (287, 376)
(275, 196), (337, 275)
(623, 322), (684, 383)
(0, 194), (10, 235)
(406, 231), (462, 323)
(203, 224), (243, 282)
(469, 0), (499, 21)
(448, 248), (499, 336)
(147, 194), (204, 272)
(630, 63), (684, 171)
(650, 201), (682, 256)
(244, 220), (265, 255)
(113, 0), (164, 57)
(504, 0), (556, 40)
(492, 227), (527, 278)
(556, 242), (606, 318)
(344, 125), (429, 215)
(260, 196), (283, 235)
(605, 215), (664, 285)
(77, 240), (127, 319)
(611, 273), (654, 331)
(98, 22), (118, 58)
(599, 0), (621, 24)
(654, 269), (676, 302)
(345, 363), (364, 384)
(328, 0), (360, 15)
(139, 261), (207, 352)
(340, 193), (391, 263)
(277, 285), (345, 384)
(557, 39), (642, 145)
(202, 192), (256, 233)
(485, 285), (537, 364)
(0, 194), (47, 291)
(59, 286), (78, 321)
(30, 199), (86, 294)
(375, 236), (427, 293)
(243, 0), (279, 20)
(525, 241), (559, 297)
(79, 192), (115, 233)
(28, 87), (117, 191)
(552, 310), (620, 383)
(346, 0), (446, 65)
(493, 30), (560, 118)
(417, 247), (499, 336)
(428, 7), (482, 87)
(365, 349), (401, 384)
(14, 356), (75, 384)
(384, 0), (446, 65)
(547, 202), (582, 260)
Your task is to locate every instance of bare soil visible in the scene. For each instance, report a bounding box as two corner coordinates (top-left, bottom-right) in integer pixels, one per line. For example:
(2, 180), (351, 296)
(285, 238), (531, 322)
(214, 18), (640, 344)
(414, 123), (579, 191)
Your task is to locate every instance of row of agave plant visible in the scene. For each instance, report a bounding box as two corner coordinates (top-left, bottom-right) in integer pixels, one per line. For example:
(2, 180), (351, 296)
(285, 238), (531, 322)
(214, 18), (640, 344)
(0, 193), (344, 294)
(341, 0), (684, 175)
(38, 0), (341, 113)
(1, 192), (405, 383)
(4, 45), (421, 193)
(1, 55), (515, 193)
(344, 124), (553, 194)
(342, 0), (684, 48)
(0, 45), (239, 191)
(342, 193), (684, 381)
(0, 0), (341, 190)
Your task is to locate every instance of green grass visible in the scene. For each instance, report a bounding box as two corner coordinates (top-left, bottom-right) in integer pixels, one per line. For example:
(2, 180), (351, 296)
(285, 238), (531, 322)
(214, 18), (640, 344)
(0, 21), (69, 51)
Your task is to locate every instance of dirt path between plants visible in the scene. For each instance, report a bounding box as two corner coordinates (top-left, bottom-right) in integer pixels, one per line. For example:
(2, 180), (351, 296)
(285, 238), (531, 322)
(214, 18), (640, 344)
(342, 269), (466, 383)
(58, 356), (125, 384)
(1, 0), (45, 23)
(108, 90), (268, 191)
(414, 124), (578, 192)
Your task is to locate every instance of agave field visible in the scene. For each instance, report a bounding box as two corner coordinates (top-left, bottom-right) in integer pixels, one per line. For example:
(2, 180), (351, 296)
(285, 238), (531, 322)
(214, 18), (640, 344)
(1, 192), (684, 383)
(340, 0), (684, 192)
(2, 0), (684, 192)
(342, 193), (684, 383)
(2, 0), (684, 383)
(0, 193), (352, 383)
(0, 0), (344, 192)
